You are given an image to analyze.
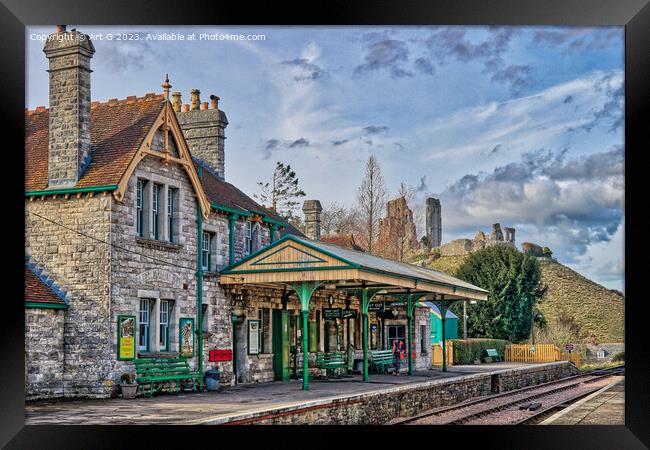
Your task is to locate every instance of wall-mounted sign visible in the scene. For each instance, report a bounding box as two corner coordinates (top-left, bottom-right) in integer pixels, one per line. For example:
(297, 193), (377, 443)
(323, 308), (342, 320)
(248, 320), (260, 355)
(180, 317), (195, 357)
(385, 300), (405, 307)
(209, 349), (233, 362)
(342, 309), (357, 319)
(117, 315), (136, 360)
(565, 343), (574, 353)
(368, 302), (384, 312)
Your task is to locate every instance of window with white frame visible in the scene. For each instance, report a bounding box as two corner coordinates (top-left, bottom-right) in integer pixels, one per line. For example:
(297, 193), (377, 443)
(139, 299), (153, 351)
(167, 187), (177, 242)
(202, 231), (212, 271)
(245, 221), (253, 255)
(152, 184), (161, 240)
(159, 300), (170, 351)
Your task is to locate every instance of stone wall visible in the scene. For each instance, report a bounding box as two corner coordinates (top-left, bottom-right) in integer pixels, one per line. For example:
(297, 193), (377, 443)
(25, 308), (66, 400)
(25, 194), (112, 398)
(377, 197), (420, 260)
(218, 362), (578, 425)
(437, 223), (516, 257)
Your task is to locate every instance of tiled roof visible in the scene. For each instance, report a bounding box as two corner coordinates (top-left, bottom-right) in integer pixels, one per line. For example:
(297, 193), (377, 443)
(25, 261), (68, 305)
(25, 94), (166, 191)
(320, 234), (364, 251)
(195, 159), (304, 237)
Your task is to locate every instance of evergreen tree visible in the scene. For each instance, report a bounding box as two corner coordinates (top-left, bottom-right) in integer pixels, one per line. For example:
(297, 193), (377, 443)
(453, 245), (546, 342)
(255, 161), (306, 221)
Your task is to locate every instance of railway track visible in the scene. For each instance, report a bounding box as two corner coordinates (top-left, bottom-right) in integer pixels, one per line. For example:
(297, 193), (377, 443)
(392, 365), (624, 425)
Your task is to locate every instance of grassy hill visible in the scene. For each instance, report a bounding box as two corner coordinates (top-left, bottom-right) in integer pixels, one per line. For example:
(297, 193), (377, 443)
(423, 254), (624, 343)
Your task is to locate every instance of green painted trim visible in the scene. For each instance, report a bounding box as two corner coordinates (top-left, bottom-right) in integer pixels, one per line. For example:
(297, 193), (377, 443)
(250, 244), (328, 266)
(223, 265), (356, 274)
(196, 200), (204, 387)
(262, 216), (285, 227)
(25, 301), (68, 309)
(211, 202), (252, 217)
(25, 185), (118, 197)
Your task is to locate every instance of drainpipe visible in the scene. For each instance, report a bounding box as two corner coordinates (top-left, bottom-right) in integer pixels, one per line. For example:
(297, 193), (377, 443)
(196, 200), (204, 388)
(228, 213), (237, 265)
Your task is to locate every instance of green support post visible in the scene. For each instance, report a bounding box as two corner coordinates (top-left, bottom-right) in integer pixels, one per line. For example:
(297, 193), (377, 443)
(228, 213), (237, 265)
(290, 281), (324, 390)
(362, 289), (369, 382)
(407, 294), (415, 376)
(440, 301), (447, 372)
(196, 200), (204, 390)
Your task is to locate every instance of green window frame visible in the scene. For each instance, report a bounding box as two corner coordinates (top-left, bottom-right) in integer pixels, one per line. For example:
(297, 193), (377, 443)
(152, 184), (160, 240)
(136, 180), (144, 237)
(167, 187), (175, 242)
(202, 231), (212, 271)
(160, 300), (170, 351)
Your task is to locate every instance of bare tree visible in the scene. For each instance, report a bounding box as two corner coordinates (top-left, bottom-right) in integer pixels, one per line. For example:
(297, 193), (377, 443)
(356, 155), (387, 253)
(254, 161), (306, 221)
(321, 202), (360, 236)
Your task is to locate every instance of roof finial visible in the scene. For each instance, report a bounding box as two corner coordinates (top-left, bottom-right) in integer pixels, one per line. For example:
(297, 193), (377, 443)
(161, 74), (172, 99)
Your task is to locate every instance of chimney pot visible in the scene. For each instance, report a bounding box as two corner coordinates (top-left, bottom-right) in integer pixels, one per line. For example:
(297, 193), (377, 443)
(210, 94), (219, 109)
(182, 104), (190, 112)
(190, 89), (200, 110)
(56, 25), (67, 33)
(200, 101), (208, 110)
(171, 92), (182, 112)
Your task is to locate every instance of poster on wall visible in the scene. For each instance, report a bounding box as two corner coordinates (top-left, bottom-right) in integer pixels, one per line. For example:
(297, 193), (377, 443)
(248, 320), (260, 355)
(179, 317), (195, 357)
(117, 315), (136, 360)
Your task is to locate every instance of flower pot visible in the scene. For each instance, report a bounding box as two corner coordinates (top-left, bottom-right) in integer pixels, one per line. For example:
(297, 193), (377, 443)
(121, 383), (138, 399)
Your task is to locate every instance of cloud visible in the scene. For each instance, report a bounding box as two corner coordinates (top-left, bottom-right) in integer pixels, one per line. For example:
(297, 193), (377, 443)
(96, 39), (155, 73)
(394, 142), (404, 151)
(422, 27), (533, 94)
(417, 175), (428, 192)
(355, 33), (413, 78)
(332, 139), (348, 146)
(261, 137), (311, 159)
(281, 58), (328, 82)
(563, 95), (574, 104)
(532, 27), (622, 54)
(489, 144), (502, 156)
(414, 57), (435, 75)
(577, 72), (624, 133)
(437, 146), (624, 262)
(288, 138), (310, 148)
(362, 125), (389, 135)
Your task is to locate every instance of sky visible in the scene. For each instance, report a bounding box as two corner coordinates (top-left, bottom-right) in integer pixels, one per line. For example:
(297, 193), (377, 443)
(26, 26), (625, 292)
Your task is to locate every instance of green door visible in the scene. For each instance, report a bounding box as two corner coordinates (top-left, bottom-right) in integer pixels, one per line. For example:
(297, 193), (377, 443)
(272, 309), (290, 381)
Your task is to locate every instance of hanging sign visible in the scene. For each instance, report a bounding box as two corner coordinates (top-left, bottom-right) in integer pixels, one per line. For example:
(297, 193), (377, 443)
(323, 308), (342, 320)
(248, 320), (260, 355)
(342, 309), (357, 319)
(209, 349), (233, 362)
(117, 315), (136, 360)
(179, 318), (195, 357)
(368, 301), (384, 312)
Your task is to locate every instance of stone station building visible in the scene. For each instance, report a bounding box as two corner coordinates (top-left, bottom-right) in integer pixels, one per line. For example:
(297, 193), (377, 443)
(25, 26), (487, 399)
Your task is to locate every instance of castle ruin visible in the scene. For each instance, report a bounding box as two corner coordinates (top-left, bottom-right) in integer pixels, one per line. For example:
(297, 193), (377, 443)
(436, 223), (516, 256)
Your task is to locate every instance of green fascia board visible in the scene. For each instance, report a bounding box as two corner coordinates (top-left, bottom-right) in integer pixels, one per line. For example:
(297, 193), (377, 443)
(262, 216), (285, 227)
(222, 265), (357, 274)
(25, 185), (118, 197)
(210, 202), (252, 217)
(25, 301), (69, 310)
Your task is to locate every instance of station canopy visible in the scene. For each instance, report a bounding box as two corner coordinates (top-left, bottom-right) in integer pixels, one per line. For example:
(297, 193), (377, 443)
(220, 234), (488, 302)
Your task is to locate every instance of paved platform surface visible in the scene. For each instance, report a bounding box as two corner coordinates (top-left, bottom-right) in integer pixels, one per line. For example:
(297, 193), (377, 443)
(24, 362), (544, 425)
(541, 377), (624, 425)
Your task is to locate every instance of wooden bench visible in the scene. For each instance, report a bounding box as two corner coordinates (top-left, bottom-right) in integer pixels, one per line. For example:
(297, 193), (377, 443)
(134, 358), (202, 398)
(316, 351), (347, 378)
(370, 350), (395, 374)
(484, 348), (503, 362)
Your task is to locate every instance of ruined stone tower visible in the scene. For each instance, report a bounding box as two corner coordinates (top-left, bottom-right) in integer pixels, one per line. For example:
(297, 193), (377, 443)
(174, 89), (228, 179)
(426, 198), (442, 249)
(302, 200), (323, 241)
(43, 25), (95, 188)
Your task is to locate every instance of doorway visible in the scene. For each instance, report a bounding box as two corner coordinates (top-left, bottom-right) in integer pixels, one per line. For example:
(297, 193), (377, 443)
(272, 309), (290, 381)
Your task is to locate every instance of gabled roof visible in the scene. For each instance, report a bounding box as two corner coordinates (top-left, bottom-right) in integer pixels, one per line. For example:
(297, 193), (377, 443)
(196, 159), (304, 237)
(25, 94), (167, 192)
(25, 260), (69, 308)
(221, 234), (488, 301)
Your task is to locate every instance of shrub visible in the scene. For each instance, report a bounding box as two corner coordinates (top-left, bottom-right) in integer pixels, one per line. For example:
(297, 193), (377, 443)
(450, 338), (510, 365)
(612, 351), (625, 362)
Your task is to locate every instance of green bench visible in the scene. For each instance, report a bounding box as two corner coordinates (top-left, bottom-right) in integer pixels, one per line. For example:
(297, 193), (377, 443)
(134, 358), (202, 398)
(316, 351), (348, 378)
(484, 348), (503, 362)
(370, 350), (395, 374)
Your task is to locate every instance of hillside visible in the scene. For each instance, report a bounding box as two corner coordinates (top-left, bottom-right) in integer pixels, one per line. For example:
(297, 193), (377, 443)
(423, 254), (624, 343)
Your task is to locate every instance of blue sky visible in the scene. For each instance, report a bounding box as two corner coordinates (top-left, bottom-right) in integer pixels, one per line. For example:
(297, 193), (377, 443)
(26, 26), (625, 291)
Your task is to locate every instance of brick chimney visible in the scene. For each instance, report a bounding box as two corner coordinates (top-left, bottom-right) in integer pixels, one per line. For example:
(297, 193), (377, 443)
(43, 25), (95, 188)
(302, 200), (322, 241)
(175, 89), (228, 179)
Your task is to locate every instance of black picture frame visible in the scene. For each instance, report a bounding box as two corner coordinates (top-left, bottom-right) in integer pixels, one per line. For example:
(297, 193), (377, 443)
(5, 0), (648, 447)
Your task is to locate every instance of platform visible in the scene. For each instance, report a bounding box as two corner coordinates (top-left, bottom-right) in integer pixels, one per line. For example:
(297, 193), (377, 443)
(540, 377), (624, 425)
(25, 362), (572, 425)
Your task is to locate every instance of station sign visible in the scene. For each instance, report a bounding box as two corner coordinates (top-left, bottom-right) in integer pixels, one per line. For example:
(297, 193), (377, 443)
(342, 309), (357, 319)
(323, 308), (342, 320)
(368, 301), (384, 312)
(385, 300), (405, 307)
